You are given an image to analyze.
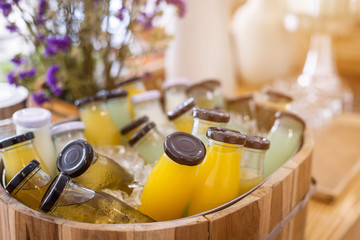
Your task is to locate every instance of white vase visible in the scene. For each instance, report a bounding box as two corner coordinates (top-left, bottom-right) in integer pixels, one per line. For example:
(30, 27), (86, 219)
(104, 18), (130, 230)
(165, 0), (237, 97)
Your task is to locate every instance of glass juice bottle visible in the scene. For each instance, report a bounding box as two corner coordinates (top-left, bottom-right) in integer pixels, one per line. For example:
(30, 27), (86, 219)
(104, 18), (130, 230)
(256, 89), (293, 133)
(40, 172), (155, 224)
(162, 77), (190, 112)
(0, 132), (49, 184)
(120, 116), (149, 145)
(5, 160), (51, 210)
(191, 107), (230, 145)
(138, 132), (206, 221)
(167, 97), (196, 133)
(128, 122), (165, 165)
(186, 80), (225, 109)
(115, 76), (147, 118)
(239, 135), (270, 195)
(75, 95), (122, 146)
(12, 108), (57, 177)
(97, 89), (132, 131)
(51, 121), (86, 154)
(57, 139), (133, 194)
(226, 94), (256, 133)
(264, 111), (306, 178)
(131, 90), (169, 128)
(188, 127), (246, 216)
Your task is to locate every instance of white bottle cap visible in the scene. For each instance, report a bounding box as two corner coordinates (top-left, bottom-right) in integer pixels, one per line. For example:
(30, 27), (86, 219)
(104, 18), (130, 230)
(13, 107), (52, 128)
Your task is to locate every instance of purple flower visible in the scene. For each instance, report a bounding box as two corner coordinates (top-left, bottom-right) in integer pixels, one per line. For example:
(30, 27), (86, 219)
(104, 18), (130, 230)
(51, 86), (63, 96)
(46, 64), (63, 96)
(10, 55), (25, 66)
(26, 67), (36, 78)
(116, 6), (127, 21)
(44, 36), (71, 57)
(0, 3), (12, 17)
(18, 70), (27, 80)
(36, 34), (45, 42)
(7, 71), (18, 86)
(32, 91), (50, 105)
(166, 0), (186, 18)
(38, 0), (46, 16)
(137, 12), (154, 30)
(6, 24), (17, 33)
(12, 0), (19, 4)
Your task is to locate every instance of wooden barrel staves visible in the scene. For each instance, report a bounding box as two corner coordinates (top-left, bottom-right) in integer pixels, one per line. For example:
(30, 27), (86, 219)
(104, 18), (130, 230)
(0, 130), (314, 240)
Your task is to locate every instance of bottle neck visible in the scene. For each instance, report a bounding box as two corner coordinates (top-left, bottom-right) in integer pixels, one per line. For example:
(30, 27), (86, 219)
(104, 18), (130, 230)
(14, 167), (50, 194)
(191, 118), (226, 137)
(1, 140), (33, 153)
(208, 139), (243, 153)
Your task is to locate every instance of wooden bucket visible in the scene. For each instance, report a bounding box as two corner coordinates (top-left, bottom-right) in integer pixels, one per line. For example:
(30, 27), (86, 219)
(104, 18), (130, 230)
(0, 130), (314, 240)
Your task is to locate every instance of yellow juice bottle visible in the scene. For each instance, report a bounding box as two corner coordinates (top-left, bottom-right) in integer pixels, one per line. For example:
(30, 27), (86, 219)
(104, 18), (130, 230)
(120, 116), (149, 144)
(40, 173), (154, 223)
(188, 127), (246, 216)
(138, 132), (206, 221)
(57, 139), (133, 194)
(167, 97), (196, 133)
(75, 95), (122, 146)
(0, 132), (50, 184)
(239, 135), (270, 195)
(5, 160), (51, 210)
(191, 107), (230, 145)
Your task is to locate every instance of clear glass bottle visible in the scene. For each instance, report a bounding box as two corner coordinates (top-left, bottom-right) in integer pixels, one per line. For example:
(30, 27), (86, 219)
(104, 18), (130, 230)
(57, 139), (133, 194)
(162, 77), (190, 112)
(0, 118), (16, 141)
(97, 89), (132, 131)
(191, 107), (230, 145)
(115, 76), (147, 118)
(128, 122), (165, 165)
(120, 116), (149, 145)
(138, 132), (206, 221)
(131, 90), (169, 128)
(75, 95), (122, 146)
(51, 121), (86, 154)
(12, 108), (57, 177)
(239, 135), (270, 195)
(188, 127), (246, 216)
(5, 160), (51, 210)
(0, 132), (50, 184)
(167, 98), (196, 133)
(256, 89), (294, 133)
(186, 80), (225, 109)
(40, 172), (155, 224)
(226, 94), (256, 133)
(264, 111), (305, 178)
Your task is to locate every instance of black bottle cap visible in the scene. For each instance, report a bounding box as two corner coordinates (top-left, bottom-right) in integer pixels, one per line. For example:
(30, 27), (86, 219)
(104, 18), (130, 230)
(57, 139), (94, 178)
(115, 76), (143, 88)
(120, 116), (149, 135)
(167, 98), (196, 121)
(192, 108), (230, 123)
(74, 94), (108, 108)
(128, 122), (156, 146)
(0, 132), (34, 149)
(5, 160), (40, 194)
(164, 132), (206, 166)
(206, 127), (246, 145)
(244, 134), (270, 150)
(264, 88), (293, 103)
(40, 172), (69, 213)
(96, 89), (128, 100)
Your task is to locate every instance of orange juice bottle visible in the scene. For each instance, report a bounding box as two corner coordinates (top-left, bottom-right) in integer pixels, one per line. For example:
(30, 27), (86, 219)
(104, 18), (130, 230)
(138, 132), (206, 221)
(75, 95), (122, 146)
(191, 107), (230, 145)
(239, 135), (270, 195)
(188, 127), (246, 216)
(5, 160), (51, 210)
(0, 132), (50, 184)
(167, 97), (196, 133)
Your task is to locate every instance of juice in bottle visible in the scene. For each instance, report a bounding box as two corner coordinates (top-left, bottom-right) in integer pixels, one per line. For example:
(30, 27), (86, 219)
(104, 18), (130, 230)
(120, 116), (149, 144)
(75, 95), (122, 146)
(5, 160), (51, 210)
(264, 111), (305, 178)
(167, 97), (196, 133)
(0, 132), (49, 184)
(57, 139), (133, 194)
(162, 77), (190, 112)
(191, 107), (230, 145)
(138, 132), (206, 221)
(239, 135), (270, 195)
(188, 127), (246, 216)
(128, 122), (165, 165)
(51, 121), (86, 154)
(40, 172), (154, 224)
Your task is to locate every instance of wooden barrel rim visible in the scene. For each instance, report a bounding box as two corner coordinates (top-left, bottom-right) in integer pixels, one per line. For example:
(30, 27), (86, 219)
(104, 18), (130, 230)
(0, 130), (313, 232)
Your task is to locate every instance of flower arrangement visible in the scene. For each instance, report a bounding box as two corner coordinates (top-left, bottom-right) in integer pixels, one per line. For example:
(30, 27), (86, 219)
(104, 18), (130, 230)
(1, 0), (185, 104)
